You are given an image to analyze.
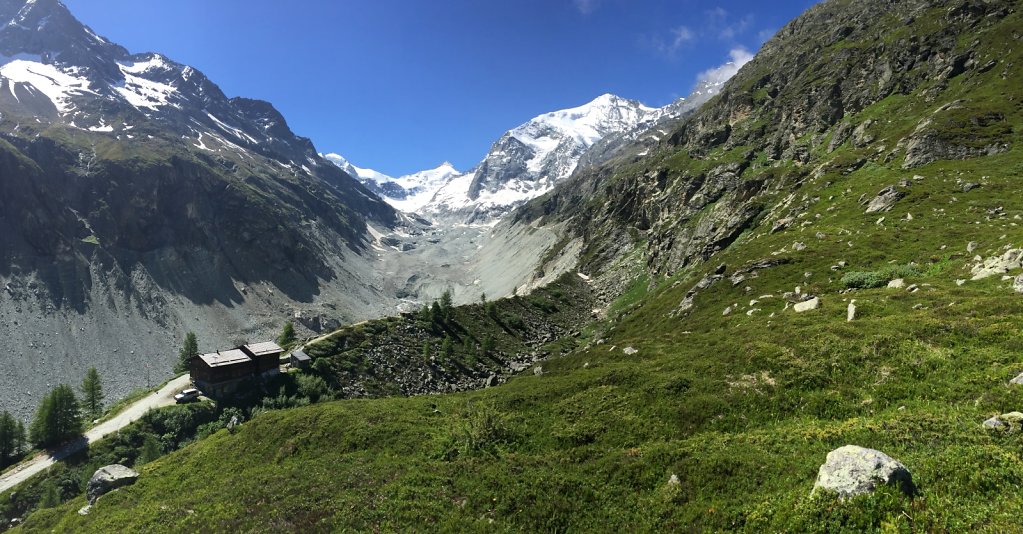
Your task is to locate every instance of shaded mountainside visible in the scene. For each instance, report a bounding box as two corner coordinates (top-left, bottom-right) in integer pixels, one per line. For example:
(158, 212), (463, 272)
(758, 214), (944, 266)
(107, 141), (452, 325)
(0, 0), (397, 419)
(9, 0), (1023, 531)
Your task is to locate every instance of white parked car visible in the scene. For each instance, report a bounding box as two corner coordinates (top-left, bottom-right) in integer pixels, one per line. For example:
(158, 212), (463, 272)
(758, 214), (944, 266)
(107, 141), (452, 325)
(174, 388), (200, 403)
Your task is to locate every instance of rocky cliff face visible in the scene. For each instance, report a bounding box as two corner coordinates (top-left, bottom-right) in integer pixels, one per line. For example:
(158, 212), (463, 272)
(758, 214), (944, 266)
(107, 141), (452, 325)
(515, 0), (1017, 281)
(0, 0), (398, 419)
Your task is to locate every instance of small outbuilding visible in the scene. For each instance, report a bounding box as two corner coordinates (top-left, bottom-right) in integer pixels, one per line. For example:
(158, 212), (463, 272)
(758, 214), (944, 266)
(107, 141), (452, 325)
(289, 349), (312, 369)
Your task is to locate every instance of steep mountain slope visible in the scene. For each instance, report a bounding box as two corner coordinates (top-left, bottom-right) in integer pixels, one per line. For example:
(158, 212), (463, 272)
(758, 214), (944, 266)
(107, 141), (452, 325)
(15, 0), (1023, 531)
(516, 0), (1019, 283)
(0, 0), (398, 420)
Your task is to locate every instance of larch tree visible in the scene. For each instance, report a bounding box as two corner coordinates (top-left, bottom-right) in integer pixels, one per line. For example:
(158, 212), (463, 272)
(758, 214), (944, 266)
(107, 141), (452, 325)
(80, 367), (104, 420)
(29, 385), (83, 448)
(0, 411), (23, 465)
(177, 331), (199, 372)
(277, 320), (297, 349)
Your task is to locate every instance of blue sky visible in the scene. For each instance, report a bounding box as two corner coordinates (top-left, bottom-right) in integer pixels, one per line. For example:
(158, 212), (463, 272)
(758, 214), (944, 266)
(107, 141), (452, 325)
(64, 0), (816, 176)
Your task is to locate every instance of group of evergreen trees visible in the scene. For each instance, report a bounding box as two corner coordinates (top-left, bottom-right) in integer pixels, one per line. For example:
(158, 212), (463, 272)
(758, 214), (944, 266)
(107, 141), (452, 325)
(1, 367), (107, 465)
(417, 290), (499, 361)
(419, 289), (455, 324)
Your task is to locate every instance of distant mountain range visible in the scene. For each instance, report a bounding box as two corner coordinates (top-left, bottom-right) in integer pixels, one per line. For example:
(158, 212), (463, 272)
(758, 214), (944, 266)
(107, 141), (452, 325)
(324, 84), (732, 224)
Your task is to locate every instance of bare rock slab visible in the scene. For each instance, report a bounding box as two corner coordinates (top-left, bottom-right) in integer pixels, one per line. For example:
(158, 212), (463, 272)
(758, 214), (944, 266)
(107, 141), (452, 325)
(984, 416), (1006, 429)
(864, 186), (907, 214)
(87, 464), (139, 504)
(794, 297), (820, 313)
(813, 445), (915, 499)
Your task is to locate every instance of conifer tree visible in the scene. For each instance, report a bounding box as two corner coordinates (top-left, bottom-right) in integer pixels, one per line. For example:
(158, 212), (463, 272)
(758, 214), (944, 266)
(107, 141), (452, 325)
(440, 289), (453, 315)
(177, 331), (199, 373)
(277, 321), (297, 349)
(422, 341), (432, 360)
(0, 411), (20, 465)
(418, 304), (433, 323)
(39, 483), (60, 508)
(481, 334), (496, 356)
(442, 335), (454, 358)
(29, 385), (83, 448)
(80, 367), (104, 420)
(14, 419), (25, 458)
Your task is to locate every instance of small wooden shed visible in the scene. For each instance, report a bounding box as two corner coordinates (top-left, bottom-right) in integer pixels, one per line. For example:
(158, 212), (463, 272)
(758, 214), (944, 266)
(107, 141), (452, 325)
(289, 349), (312, 369)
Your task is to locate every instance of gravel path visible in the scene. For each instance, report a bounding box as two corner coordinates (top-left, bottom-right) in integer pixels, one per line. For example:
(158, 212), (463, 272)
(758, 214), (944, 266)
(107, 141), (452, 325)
(0, 374), (191, 494)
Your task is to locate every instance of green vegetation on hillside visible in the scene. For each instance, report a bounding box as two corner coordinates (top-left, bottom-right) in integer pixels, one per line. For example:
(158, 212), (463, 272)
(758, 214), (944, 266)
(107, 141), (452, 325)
(9, 0), (1023, 531)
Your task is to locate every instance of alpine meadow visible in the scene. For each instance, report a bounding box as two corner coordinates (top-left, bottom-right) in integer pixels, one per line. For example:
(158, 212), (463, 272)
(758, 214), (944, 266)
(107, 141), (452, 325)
(1, 0), (1023, 532)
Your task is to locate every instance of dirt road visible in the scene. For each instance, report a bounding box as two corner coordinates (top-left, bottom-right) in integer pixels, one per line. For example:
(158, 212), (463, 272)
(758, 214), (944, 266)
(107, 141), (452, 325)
(0, 374), (192, 494)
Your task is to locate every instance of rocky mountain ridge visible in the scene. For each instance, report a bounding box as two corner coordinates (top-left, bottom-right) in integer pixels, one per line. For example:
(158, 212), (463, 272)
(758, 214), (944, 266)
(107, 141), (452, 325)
(514, 0), (1017, 284)
(0, 0), (399, 420)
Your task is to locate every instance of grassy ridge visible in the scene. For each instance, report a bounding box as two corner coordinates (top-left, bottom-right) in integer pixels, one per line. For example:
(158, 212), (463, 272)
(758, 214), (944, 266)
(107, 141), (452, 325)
(14, 1), (1023, 531)
(20, 136), (1023, 530)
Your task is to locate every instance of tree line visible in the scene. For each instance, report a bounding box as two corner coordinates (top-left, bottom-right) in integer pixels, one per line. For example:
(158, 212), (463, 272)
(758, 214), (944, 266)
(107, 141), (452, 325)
(1, 367), (105, 467)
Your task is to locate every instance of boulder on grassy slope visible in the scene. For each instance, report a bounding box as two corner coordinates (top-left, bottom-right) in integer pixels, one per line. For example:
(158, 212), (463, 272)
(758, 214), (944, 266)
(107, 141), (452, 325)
(813, 445), (915, 499)
(87, 464), (139, 504)
(864, 186), (906, 214)
(970, 249), (1023, 280)
(794, 297), (820, 313)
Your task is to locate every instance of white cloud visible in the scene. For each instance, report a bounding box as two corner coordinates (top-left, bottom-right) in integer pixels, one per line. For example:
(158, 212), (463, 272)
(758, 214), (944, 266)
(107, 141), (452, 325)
(574, 0), (599, 15)
(646, 25), (696, 57)
(645, 9), (755, 59)
(669, 26), (696, 51)
(705, 7), (728, 21)
(718, 14), (753, 41)
(694, 47), (755, 90)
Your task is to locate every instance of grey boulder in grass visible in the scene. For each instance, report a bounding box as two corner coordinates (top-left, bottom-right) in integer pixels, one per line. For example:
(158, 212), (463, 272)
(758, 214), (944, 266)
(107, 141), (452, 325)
(813, 445), (915, 499)
(87, 464), (139, 504)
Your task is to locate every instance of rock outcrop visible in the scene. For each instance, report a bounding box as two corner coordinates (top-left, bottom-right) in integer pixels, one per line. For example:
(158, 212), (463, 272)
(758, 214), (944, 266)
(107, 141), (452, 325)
(864, 186), (907, 214)
(970, 249), (1023, 280)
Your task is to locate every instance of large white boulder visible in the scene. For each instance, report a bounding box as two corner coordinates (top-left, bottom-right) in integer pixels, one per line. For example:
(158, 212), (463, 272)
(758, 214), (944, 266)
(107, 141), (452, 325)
(794, 297), (820, 313)
(812, 445), (915, 499)
(87, 464), (139, 504)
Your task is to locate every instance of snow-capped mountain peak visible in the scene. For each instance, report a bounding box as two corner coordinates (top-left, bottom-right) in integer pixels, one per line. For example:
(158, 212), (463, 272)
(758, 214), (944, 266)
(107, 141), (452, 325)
(326, 93), (667, 224)
(327, 86), (719, 225)
(322, 153), (394, 184)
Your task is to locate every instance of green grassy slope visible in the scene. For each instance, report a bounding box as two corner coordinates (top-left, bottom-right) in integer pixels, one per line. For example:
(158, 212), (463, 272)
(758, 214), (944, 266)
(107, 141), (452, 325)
(15, 0), (1023, 531)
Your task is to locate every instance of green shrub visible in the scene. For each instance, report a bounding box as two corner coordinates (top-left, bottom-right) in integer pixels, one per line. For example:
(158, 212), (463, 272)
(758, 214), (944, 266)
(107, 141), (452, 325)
(438, 403), (510, 460)
(841, 264), (920, 289)
(841, 271), (889, 289)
